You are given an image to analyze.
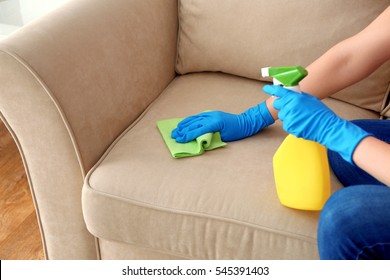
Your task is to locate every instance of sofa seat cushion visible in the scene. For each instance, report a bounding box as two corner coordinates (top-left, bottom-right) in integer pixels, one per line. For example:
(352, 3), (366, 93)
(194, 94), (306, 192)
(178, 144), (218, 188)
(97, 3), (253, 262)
(82, 73), (379, 259)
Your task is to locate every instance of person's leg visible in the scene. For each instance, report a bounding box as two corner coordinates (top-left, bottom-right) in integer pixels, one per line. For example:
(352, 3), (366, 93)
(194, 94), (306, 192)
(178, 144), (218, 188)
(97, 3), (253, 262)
(327, 119), (390, 186)
(320, 120), (390, 259)
(318, 185), (390, 259)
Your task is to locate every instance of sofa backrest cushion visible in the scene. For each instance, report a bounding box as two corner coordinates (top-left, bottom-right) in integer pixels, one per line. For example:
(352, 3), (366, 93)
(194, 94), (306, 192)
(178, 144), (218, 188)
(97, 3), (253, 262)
(176, 0), (390, 114)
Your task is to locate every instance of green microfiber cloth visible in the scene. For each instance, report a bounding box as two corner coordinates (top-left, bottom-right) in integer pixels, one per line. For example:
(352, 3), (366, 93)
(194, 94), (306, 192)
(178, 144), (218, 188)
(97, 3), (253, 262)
(157, 118), (226, 158)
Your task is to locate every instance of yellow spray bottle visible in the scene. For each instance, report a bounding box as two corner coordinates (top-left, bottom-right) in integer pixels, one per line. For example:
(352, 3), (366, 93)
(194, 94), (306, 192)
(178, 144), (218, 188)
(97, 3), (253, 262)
(261, 66), (331, 211)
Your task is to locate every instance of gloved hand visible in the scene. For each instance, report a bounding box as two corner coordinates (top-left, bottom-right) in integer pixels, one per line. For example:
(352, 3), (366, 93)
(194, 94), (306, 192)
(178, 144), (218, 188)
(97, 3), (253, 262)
(263, 84), (372, 164)
(171, 102), (275, 143)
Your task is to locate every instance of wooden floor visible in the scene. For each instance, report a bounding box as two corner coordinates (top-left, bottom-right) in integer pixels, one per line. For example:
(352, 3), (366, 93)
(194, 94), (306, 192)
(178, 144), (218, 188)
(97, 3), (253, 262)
(0, 119), (44, 260)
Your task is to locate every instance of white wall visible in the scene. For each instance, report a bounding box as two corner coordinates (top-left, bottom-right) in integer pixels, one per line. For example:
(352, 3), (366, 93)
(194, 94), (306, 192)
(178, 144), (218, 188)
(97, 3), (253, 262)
(19, 0), (69, 24)
(0, 0), (23, 26)
(0, 0), (69, 38)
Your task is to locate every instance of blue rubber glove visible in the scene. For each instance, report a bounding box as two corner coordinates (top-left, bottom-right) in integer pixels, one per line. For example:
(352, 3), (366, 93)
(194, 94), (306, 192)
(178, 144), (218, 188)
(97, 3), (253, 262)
(263, 84), (372, 164)
(171, 102), (275, 143)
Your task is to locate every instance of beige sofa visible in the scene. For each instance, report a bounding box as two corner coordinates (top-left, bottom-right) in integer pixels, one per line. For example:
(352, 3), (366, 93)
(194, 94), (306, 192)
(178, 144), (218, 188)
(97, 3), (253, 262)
(1, 0), (390, 260)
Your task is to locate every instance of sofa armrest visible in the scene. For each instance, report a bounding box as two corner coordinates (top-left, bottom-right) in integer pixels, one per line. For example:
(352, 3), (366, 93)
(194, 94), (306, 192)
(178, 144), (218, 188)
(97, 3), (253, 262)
(0, 0), (178, 259)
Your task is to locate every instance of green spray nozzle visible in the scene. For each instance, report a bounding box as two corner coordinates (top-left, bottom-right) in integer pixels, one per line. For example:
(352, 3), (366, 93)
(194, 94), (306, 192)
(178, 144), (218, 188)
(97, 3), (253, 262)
(261, 66), (308, 87)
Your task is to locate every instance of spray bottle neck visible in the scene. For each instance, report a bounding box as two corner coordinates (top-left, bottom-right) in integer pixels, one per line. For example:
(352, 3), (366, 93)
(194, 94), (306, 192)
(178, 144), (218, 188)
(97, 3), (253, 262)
(272, 78), (301, 93)
(283, 85), (301, 93)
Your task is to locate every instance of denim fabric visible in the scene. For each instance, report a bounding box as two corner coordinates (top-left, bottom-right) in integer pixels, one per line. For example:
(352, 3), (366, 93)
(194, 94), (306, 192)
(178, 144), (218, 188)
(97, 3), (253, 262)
(318, 185), (390, 259)
(318, 119), (390, 259)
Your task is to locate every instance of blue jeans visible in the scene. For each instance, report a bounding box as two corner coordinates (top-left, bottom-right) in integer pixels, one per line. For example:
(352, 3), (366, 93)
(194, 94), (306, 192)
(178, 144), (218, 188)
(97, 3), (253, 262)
(318, 119), (390, 259)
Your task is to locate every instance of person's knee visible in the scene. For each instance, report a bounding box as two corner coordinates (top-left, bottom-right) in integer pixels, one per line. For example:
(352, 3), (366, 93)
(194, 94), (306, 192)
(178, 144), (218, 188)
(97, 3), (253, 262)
(319, 190), (349, 237)
(319, 185), (390, 259)
(318, 188), (364, 259)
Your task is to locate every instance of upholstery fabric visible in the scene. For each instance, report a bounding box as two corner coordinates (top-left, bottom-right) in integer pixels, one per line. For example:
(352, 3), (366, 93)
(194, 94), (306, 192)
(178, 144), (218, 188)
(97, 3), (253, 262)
(98, 239), (189, 260)
(0, 51), (96, 259)
(1, 0), (178, 171)
(176, 0), (390, 113)
(0, 0), (178, 259)
(83, 73), (379, 259)
(1, 0), (388, 260)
